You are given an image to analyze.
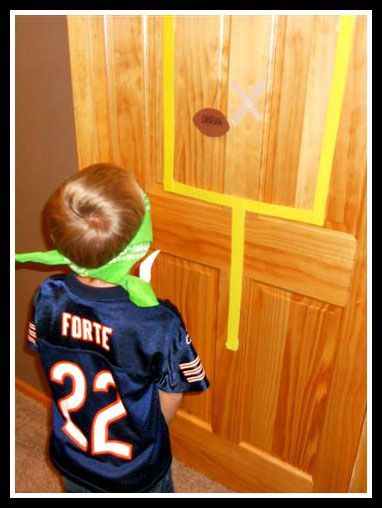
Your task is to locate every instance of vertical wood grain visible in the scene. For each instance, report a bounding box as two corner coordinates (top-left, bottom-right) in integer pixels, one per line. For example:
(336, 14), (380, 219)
(258, 15), (278, 203)
(295, 16), (338, 209)
(326, 16), (367, 234)
(173, 15), (230, 192)
(272, 296), (342, 472)
(224, 16), (273, 199)
(67, 16), (110, 168)
(103, 16), (146, 186)
(144, 16), (164, 187)
(261, 16), (314, 206)
(240, 282), (291, 452)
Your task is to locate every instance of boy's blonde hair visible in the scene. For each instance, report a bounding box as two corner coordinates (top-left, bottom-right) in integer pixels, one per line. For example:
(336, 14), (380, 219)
(44, 163), (145, 268)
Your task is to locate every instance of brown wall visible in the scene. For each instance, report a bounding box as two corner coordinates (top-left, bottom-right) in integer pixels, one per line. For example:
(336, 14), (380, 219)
(16, 16), (78, 393)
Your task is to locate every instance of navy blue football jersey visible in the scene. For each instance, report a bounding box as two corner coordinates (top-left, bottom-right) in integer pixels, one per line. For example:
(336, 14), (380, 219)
(27, 273), (209, 492)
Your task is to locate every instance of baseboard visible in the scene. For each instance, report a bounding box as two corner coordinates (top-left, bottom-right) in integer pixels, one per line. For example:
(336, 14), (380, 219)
(15, 377), (50, 408)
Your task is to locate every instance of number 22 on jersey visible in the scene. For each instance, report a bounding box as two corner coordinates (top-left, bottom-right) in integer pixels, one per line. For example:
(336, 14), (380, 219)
(49, 361), (132, 460)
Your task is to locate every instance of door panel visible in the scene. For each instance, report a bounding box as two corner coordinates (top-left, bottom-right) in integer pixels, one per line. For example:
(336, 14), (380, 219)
(174, 16), (229, 192)
(225, 16), (272, 199)
(245, 215), (357, 306)
(151, 252), (219, 426)
(67, 14), (367, 492)
(261, 16), (338, 207)
(269, 293), (341, 473)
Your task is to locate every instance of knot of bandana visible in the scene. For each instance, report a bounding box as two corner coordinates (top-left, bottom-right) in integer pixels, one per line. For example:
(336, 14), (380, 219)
(15, 192), (159, 307)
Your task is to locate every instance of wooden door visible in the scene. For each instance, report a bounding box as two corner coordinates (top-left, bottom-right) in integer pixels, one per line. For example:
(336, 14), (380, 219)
(67, 14), (367, 492)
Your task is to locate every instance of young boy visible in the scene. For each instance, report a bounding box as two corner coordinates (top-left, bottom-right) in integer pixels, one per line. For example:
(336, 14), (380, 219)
(16, 163), (209, 493)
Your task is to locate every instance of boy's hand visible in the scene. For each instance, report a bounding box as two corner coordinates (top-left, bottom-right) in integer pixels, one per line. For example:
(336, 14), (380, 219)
(158, 390), (183, 425)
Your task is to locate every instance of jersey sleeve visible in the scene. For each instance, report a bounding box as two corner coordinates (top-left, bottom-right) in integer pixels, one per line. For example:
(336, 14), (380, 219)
(154, 321), (210, 393)
(26, 289), (41, 353)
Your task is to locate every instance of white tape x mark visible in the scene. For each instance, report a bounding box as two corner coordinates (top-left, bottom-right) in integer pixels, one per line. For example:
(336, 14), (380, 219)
(230, 80), (265, 125)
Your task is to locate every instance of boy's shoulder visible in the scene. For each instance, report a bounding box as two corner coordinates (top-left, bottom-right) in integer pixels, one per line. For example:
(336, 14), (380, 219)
(157, 299), (185, 326)
(134, 299), (185, 335)
(35, 273), (68, 293)
(35, 274), (185, 327)
(34, 273), (66, 291)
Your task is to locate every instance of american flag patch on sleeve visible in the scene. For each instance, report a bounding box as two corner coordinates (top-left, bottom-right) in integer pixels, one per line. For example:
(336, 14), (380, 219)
(28, 322), (38, 345)
(179, 355), (206, 383)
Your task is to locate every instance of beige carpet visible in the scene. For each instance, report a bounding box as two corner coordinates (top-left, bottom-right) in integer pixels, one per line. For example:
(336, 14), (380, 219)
(16, 389), (231, 494)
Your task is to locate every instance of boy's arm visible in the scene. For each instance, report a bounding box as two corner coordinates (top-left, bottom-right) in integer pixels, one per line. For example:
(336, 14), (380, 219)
(27, 289), (42, 353)
(158, 389), (183, 425)
(154, 317), (209, 423)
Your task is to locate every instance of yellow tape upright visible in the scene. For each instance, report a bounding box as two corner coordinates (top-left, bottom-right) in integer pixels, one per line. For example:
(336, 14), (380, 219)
(226, 204), (245, 351)
(312, 15), (356, 225)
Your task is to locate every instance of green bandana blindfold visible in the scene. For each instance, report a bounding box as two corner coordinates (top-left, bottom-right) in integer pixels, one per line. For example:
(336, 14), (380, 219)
(15, 192), (159, 307)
